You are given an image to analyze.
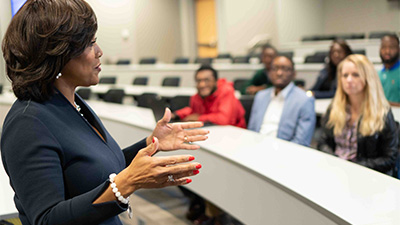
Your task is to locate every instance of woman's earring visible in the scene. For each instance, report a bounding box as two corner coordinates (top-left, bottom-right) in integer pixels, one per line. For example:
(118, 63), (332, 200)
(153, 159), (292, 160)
(56, 73), (62, 79)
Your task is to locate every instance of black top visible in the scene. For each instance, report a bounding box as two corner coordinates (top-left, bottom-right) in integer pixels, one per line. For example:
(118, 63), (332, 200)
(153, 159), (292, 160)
(317, 107), (398, 174)
(240, 69), (273, 95)
(1, 91), (147, 225)
(311, 67), (337, 99)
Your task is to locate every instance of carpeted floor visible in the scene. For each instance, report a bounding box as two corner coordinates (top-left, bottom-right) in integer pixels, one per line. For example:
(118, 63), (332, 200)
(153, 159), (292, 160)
(0, 214), (21, 225)
(121, 186), (192, 225)
(0, 187), (191, 225)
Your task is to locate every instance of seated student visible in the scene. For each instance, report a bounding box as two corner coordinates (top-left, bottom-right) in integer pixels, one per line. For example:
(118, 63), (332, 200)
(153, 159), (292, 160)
(172, 65), (246, 128)
(248, 55), (316, 147)
(378, 34), (400, 106)
(172, 65), (246, 224)
(317, 54), (398, 175)
(309, 39), (353, 99)
(240, 44), (277, 95)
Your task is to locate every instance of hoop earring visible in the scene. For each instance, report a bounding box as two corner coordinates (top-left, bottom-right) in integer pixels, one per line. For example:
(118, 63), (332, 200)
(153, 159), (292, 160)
(56, 73), (62, 79)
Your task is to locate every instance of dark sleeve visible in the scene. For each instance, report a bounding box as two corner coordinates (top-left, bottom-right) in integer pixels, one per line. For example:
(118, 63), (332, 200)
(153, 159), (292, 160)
(317, 108), (336, 155)
(312, 90), (336, 99)
(252, 70), (269, 86)
(311, 68), (326, 91)
(240, 70), (267, 94)
(122, 138), (147, 167)
(1, 115), (126, 225)
(356, 110), (398, 173)
(240, 75), (255, 95)
(311, 68), (336, 99)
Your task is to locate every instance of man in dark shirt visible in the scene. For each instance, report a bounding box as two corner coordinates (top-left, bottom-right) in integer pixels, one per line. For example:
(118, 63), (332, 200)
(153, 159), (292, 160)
(241, 44), (277, 95)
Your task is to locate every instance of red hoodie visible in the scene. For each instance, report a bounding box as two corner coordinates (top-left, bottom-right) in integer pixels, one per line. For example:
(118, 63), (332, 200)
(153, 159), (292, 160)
(175, 79), (246, 128)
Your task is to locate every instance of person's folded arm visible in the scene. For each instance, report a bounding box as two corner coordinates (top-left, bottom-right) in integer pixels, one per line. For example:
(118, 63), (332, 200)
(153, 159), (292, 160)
(389, 101), (400, 107)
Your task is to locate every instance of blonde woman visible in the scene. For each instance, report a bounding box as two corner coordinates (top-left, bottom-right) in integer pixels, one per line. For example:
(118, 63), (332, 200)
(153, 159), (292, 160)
(317, 54), (398, 174)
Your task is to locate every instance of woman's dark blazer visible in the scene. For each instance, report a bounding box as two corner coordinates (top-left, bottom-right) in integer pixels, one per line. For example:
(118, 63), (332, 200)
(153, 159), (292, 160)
(317, 107), (398, 174)
(311, 67), (337, 99)
(1, 91), (147, 225)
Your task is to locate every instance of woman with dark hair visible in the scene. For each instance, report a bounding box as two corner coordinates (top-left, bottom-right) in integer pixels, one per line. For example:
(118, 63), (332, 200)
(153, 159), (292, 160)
(309, 39), (353, 99)
(1, 0), (208, 224)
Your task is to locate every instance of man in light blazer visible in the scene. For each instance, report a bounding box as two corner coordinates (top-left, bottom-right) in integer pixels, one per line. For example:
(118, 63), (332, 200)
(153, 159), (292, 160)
(248, 55), (316, 146)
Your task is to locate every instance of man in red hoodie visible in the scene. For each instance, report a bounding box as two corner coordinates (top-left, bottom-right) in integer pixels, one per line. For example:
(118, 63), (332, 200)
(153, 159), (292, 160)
(172, 65), (246, 128)
(173, 65), (246, 223)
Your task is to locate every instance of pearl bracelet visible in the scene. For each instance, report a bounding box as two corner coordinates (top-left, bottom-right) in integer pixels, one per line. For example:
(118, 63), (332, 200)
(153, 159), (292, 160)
(109, 173), (129, 204)
(109, 173), (133, 219)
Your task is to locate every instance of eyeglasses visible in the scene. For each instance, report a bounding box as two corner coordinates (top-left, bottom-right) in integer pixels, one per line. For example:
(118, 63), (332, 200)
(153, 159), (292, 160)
(195, 78), (214, 84)
(270, 66), (293, 72)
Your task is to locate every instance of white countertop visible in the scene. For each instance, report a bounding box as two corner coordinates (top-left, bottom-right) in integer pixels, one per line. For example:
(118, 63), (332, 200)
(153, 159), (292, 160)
(87, 84), (197, 98)
(196, 126), (400, 225)
(1, 96), (400, 225)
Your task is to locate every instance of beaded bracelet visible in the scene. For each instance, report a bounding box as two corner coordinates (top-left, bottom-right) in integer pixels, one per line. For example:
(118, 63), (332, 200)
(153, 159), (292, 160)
(109, 173), (132, 218)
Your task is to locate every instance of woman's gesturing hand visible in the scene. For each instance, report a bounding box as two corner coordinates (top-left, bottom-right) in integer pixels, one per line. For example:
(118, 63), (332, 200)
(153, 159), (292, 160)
(147, 108), (209, 151)
(116, 137), (202, 196)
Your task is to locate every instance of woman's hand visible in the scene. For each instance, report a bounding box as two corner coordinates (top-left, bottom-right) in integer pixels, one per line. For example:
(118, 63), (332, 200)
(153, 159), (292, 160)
(116, 137), (202, 195)
(93, 137), (201, 204)
(147, 108), (209, 151)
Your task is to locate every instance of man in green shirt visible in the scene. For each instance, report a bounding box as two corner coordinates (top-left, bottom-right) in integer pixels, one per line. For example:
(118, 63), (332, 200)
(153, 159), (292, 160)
(241, 44), (277, 95)
(378, 34), (400, 106)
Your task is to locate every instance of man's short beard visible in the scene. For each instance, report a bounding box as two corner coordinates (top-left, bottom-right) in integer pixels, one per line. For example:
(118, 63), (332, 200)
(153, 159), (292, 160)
(381, 52), (399, 65)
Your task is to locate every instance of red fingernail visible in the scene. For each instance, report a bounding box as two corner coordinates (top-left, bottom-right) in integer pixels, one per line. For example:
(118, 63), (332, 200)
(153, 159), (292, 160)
(152, 137), (155, 143)
(193, 170), (199, 175)
(196, 164), (202, 169)
(186, 178), (192, 184)
(189, 156), (195, 161)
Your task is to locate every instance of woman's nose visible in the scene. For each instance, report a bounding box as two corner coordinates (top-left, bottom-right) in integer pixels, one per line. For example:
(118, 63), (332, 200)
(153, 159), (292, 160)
(346, 75), (353, 82)
(96, 45), (103, 58)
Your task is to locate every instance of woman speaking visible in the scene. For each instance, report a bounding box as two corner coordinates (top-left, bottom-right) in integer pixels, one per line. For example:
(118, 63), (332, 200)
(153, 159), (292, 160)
(1, 0), (208, 224)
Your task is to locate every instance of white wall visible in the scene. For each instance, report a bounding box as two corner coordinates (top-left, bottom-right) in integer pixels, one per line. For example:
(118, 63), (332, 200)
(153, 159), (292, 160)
(133, 0), (182, 64)
(216, 0), (325, 54)
(179, 0), (197, 60)
(277, 0), (324, 44)
(217, 0), (399, 53)
(0, 0), (399, 74)
(86, 0), (137, 64)
(217, 0), (278, 56)
(87, 0), (182, 64)
(0, 0), (12, 87)
(323, 0), (400, 35)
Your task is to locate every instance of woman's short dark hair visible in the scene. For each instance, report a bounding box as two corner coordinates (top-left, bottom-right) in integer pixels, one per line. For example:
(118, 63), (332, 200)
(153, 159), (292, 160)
(195, 65), (218, 80)
(2, 0), (98, 102)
